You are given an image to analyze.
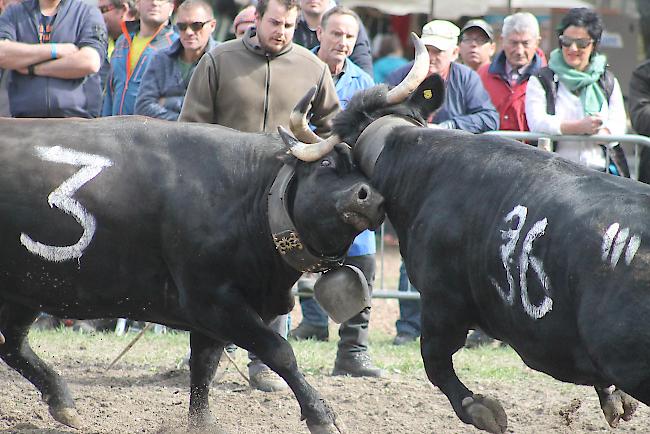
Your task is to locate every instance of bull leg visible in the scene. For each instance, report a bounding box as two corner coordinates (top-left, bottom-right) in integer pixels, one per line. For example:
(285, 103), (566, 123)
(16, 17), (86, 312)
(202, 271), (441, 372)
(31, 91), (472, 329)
(188, 331), (225, 428)
(595, 386), (638, 427)
(420, 299), (507, 434)
(0, 302), (80, 428)
(189, 294), (340, 434)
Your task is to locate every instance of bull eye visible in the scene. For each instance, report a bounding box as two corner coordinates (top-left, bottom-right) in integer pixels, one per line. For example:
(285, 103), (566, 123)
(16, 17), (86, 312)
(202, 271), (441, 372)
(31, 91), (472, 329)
(320, 159), (332, 167)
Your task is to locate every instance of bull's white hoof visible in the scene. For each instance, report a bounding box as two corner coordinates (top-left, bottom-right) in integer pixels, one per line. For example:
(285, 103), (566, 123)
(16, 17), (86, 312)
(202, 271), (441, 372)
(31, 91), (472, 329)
(49, 406), (82, 429)
(306, 422), (344, 434)
(601, 389), (638, 427)
(462, 394), (507, 434)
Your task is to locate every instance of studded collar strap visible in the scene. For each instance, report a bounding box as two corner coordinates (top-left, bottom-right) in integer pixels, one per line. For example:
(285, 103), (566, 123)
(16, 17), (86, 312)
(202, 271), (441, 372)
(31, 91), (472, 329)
(267, 164), (345, 273)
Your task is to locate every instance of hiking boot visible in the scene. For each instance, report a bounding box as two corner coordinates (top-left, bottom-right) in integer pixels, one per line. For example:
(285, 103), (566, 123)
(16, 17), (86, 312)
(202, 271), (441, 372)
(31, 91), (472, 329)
(465, 329), (494, 349)
(248, 365), (288, 392)
(392, 332), (418, 346)
(332, 352), (384, 377)
(289, 322), (329, 341)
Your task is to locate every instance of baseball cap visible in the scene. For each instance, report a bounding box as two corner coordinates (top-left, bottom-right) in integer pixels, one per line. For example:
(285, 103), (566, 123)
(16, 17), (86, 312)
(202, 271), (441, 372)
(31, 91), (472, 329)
(461, 19), (494, 41)
(421, 20), (460, 51)
(233, 5), (256, 34)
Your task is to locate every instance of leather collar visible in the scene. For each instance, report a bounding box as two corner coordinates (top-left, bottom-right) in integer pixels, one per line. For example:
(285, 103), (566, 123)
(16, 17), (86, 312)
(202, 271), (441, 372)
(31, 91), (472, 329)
(268, 164), (345, 273)
(353, 115), (423, 178)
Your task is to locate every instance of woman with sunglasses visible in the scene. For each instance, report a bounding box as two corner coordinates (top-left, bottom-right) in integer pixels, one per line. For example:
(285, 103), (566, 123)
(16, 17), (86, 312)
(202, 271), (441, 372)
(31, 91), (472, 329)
(525, 8), (629, 177)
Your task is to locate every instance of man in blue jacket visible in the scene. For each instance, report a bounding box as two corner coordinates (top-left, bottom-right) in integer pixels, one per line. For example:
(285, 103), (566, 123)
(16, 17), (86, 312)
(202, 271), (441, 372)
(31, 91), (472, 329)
(293, 0), (373, 76)
(0, 0), (107, 118)
(135, 0), (217, 120)
(102, 0), (177, 116)
(387, 20), (499, 346)
(288, 6), (383, 378)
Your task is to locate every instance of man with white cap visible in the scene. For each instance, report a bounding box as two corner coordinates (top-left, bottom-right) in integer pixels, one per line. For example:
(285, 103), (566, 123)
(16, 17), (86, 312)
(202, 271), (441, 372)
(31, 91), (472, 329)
(387, 19), (498, 346)
(459, 18), (495, 71)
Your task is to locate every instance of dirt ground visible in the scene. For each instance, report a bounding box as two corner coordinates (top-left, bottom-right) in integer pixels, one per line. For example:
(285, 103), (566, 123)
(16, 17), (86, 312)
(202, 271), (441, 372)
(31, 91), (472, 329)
(1, 245), (649, 433)
(1, 346), (649, 434)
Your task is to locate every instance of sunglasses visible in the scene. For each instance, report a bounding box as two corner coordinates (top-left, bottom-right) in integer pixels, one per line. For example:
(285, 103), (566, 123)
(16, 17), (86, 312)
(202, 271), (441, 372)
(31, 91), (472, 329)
(98, 3), (116, 13)
(559, 35), (593, 49)
(177, 21), (211, 32)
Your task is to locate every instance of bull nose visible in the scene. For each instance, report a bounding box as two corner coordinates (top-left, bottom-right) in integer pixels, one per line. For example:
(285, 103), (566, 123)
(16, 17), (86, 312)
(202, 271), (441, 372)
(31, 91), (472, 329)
(357, 184), (369, 201)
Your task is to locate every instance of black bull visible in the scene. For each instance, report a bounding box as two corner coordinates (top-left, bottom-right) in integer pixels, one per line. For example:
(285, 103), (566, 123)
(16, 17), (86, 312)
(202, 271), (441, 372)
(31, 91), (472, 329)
(330, 77), (650, 433)
(0, 116), (384, 433)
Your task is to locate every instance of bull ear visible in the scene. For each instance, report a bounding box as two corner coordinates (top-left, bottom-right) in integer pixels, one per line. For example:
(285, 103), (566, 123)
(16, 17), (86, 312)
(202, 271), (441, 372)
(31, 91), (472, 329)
(408, 73), (445, 121)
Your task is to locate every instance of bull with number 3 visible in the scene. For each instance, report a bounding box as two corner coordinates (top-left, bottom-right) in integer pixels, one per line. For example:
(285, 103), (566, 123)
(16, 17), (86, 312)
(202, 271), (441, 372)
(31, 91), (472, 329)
(0, 117), (385, 433)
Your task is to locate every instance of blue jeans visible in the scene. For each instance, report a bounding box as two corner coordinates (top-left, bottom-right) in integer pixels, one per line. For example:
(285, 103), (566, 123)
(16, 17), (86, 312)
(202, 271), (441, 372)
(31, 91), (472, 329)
(395, 261), (421, 337)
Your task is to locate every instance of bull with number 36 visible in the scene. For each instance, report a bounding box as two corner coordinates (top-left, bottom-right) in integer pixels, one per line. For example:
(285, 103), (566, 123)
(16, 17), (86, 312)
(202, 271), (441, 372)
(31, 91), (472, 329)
(290, 34), (650, 434)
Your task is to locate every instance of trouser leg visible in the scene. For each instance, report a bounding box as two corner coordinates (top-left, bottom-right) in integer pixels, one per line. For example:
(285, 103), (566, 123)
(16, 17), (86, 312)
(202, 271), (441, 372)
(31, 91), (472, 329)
(337, 254), (375, 355)
(395, 260), (421, 337)
(298, 297), (329, 327)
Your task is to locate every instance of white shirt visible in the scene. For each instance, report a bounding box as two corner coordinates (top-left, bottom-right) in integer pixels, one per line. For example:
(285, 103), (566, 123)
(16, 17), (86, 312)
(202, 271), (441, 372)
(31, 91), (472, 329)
(525, 74), (627, 171)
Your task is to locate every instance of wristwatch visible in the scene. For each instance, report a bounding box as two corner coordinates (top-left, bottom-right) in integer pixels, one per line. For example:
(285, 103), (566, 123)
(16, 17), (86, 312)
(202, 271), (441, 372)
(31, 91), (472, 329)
(27, 64), (35, 76)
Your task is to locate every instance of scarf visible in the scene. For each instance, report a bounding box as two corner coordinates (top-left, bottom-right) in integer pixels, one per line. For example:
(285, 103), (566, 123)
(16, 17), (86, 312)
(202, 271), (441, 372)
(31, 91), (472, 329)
(548, 48), (607, 115)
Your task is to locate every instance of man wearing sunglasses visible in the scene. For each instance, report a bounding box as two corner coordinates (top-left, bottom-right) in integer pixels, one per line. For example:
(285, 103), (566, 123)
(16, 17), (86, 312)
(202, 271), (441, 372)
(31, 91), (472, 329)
(135, 0), (216, 120)
(0, 0), (107, 118)
(102, 0), (177, 116)
(180, 0), (339, 393)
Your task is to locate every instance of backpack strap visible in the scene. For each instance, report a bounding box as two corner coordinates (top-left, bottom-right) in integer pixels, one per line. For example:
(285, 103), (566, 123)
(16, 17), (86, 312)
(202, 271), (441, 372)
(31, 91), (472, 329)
(537, 67), (558, 115)
(598, 67), (616, 103)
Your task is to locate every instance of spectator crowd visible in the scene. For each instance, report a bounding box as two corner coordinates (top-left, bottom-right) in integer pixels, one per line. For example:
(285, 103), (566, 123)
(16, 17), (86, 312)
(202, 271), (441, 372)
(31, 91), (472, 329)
(0, 0), (648, 392)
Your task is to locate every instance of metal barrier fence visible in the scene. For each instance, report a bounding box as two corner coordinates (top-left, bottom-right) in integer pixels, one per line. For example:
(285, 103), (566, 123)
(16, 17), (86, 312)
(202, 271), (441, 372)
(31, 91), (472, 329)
(293, 131), (650, 302)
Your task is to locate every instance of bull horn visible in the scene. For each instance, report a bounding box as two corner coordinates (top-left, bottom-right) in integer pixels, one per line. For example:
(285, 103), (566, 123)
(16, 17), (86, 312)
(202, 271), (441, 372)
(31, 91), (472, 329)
(289, 86), (323, 144)
(386, 33), (430, 105)
(0, 331), (4, 344)
(278, 126), (340, 162)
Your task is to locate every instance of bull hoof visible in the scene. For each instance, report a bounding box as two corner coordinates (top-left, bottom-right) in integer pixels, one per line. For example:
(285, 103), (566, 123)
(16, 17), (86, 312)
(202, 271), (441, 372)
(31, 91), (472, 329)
(189, 410), (215, 429)
(306, 422), (344, 434)
(49, 406), (82, 429)
(462, 394), (507, 434)
(601, 389), (639, 427)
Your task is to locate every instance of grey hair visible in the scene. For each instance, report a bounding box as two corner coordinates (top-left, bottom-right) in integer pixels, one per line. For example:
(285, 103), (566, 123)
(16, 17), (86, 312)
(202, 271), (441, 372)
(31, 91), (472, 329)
(502, 12), (540, 39)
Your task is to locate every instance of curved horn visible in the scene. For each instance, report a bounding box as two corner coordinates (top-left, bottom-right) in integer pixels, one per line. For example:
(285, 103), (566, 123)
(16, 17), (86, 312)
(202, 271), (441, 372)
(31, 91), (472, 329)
(278, 126), (340, 162)
(0, 331), (4, 345)
(289, 86), (323, 144)
(386, 33), (430, 105)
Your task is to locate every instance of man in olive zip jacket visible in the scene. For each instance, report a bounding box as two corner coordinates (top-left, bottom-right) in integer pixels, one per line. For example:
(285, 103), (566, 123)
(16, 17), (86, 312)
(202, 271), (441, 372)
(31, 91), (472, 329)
(179, 0), (339, 394)
(179, 0), (339, 136)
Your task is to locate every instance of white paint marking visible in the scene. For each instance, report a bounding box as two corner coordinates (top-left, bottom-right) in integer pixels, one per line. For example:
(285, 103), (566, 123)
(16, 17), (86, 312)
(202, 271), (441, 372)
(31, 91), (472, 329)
(610, 227), (630, 269)
(20, 146), (113, 262)
(491, 205), (527, 305)
(601, 223), (619, 262)
(519, 218), (553, 319)
(625, 235), (641, 266)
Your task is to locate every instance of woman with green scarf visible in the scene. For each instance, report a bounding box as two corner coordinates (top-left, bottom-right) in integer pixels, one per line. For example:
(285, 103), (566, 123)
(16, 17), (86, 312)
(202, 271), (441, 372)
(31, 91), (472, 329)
(525, 8), (629, 176)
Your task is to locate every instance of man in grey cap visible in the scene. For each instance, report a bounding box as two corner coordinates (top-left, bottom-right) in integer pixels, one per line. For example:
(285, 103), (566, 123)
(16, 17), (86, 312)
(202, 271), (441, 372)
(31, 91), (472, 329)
(459, 18), (495, 71)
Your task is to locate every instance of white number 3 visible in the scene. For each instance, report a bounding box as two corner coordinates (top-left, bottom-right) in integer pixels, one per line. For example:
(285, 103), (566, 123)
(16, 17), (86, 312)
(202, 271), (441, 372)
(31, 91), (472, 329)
(20, 146), (113, 262)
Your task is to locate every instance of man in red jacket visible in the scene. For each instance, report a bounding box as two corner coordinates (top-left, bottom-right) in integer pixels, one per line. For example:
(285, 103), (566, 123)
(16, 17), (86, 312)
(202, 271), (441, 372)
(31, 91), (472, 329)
(478, 12), (545, 131)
